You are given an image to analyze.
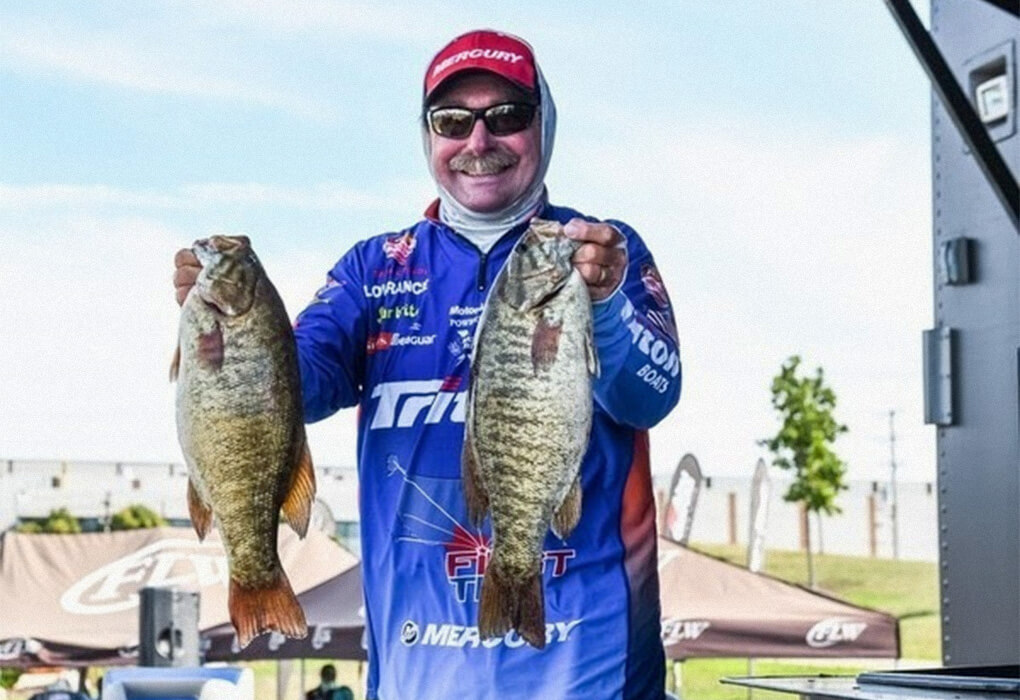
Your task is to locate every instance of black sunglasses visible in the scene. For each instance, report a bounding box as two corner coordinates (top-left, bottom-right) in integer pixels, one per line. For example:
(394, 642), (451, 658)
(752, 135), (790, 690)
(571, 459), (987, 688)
(427, 102), (537, 139)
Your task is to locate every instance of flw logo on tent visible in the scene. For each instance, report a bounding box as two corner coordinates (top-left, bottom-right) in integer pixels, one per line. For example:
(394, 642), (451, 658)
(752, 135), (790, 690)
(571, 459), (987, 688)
(806, 618), (868, 647)
(661, 618), (711, 645)
(60, 539), (227, 615)
(387, 456), (575, 604)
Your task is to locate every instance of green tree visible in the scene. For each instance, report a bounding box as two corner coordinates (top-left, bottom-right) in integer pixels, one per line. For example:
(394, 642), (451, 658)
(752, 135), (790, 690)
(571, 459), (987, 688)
(110, 504), (167, 530)
(760, 355), (848, 587)
(16, 507), (82, 534)
(1, 667), (23, 690)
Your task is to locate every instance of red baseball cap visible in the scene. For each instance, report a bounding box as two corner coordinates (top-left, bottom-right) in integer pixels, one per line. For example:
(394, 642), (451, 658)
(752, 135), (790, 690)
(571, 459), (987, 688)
(424, 30), (537, 101)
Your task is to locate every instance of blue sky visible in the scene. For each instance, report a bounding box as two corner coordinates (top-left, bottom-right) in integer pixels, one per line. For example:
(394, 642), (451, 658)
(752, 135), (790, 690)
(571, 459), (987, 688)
(0, 1), (935, 482)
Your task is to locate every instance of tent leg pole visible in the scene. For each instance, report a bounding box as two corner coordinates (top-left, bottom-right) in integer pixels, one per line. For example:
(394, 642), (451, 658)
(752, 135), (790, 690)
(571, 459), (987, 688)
(301, 657), (305, 695)
(747, 658), (754, 700)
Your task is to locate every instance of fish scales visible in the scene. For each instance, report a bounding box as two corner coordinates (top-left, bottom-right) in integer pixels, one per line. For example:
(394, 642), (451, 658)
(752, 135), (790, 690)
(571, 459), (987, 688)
(463, 219), (597, 649)
(173, 234), (315, 648)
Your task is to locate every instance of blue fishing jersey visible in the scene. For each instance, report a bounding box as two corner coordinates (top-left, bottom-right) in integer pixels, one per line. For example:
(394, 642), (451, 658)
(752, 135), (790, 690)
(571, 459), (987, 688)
(293, 202), (681, 700)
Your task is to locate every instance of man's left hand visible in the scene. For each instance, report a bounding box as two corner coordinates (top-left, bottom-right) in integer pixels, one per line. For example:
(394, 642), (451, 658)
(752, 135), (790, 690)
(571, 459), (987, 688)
(564, 218), (627, 302)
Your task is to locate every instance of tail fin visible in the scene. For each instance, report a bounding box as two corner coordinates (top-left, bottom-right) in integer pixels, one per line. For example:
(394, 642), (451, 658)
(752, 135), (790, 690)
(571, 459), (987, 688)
(478, 556), (546, 649)
(229, 567), (307, 649)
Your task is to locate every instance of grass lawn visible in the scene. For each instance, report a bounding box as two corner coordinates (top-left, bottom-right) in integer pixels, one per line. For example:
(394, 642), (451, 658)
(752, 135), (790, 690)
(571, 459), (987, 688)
(235, 544), (940, 699)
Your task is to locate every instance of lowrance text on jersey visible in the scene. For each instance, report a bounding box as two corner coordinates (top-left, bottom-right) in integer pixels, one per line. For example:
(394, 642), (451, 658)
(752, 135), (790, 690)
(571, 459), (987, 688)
(363, 278), (430, 299)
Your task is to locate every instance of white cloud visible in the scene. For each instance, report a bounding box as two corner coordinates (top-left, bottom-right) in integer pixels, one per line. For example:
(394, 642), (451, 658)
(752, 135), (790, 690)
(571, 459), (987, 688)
(0, 182), (397, 212)
(184, 0), (459, 41)
(0, 22), (330, 120)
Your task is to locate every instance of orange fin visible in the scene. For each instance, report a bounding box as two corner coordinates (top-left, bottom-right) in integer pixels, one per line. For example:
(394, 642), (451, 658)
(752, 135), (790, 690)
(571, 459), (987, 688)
(530, 314), (562, 373)
(551, 475), (582, 540)
(478, 558), (546, 649)
(229, 569), (307, 649)
(169, 344), (181, 382)
(187, 478), (213, 541)
(282, 439), (315, 538)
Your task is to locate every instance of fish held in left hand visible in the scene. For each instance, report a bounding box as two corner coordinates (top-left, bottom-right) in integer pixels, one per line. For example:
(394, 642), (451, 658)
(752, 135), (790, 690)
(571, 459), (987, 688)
(463, 218), (599, 649)
(171, 234), (315, 648)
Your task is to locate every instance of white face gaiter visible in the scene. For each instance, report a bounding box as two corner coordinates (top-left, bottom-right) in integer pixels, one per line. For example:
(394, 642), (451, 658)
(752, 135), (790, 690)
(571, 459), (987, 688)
(422, 68), (557, 252)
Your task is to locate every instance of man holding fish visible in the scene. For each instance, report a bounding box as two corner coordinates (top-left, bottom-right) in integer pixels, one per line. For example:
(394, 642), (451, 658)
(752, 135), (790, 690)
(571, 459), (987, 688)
(174, 29), (680, 700)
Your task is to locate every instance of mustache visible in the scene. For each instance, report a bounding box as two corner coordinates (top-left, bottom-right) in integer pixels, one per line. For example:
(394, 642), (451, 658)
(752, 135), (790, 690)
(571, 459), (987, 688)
(448, 149), (519, 175)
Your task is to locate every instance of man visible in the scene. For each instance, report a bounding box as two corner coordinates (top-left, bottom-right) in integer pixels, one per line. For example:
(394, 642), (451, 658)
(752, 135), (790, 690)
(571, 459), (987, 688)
(175, 29), (681, 700)
(306, 664), (353, 700)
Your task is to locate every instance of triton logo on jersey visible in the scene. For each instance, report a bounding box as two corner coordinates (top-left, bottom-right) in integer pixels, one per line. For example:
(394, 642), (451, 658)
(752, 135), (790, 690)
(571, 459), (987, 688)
(622, 300), (680, 378)
(369, 377), (466, 429)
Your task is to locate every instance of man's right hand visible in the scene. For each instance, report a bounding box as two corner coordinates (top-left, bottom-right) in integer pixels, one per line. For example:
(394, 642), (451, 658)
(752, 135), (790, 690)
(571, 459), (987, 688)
(173, 248), (201, 306)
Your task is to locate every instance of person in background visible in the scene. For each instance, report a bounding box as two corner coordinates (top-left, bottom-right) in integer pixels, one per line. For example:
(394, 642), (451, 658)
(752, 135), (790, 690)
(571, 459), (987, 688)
(306, 664), (353, 700)
(175, 28), (681, 700)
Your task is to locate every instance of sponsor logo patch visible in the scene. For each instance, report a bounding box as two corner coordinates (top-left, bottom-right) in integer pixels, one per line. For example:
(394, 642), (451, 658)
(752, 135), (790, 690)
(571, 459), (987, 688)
(383, 233), (417, 265)
(448, 304), (485, 329)
(400, 620), (421, 646)
(448, 329), (474, 365)
(373, 265), (429, 280)
(386, 456), (576, 608)
(400, 619), (582, 649)
(377, 303), (421, 324)
(363, 278), (430, 299)
(641, 264), (670, 309)
(366, 332), (437, 355)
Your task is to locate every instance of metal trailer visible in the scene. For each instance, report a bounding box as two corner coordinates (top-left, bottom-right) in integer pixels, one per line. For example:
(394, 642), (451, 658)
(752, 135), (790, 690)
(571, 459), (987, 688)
(729, 4), (1019, 696)
(910, 0), (1019, 665)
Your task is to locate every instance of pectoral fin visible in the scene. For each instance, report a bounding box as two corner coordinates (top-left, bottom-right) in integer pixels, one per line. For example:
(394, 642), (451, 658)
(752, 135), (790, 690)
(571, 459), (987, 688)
(187, 478), (213, 541)
(551, 475), (582, 539)
(197, 323), (224, 371)
(531, 315), (562, 373)
(169, 345), (181, 382)
(282, 439), (316, 538)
